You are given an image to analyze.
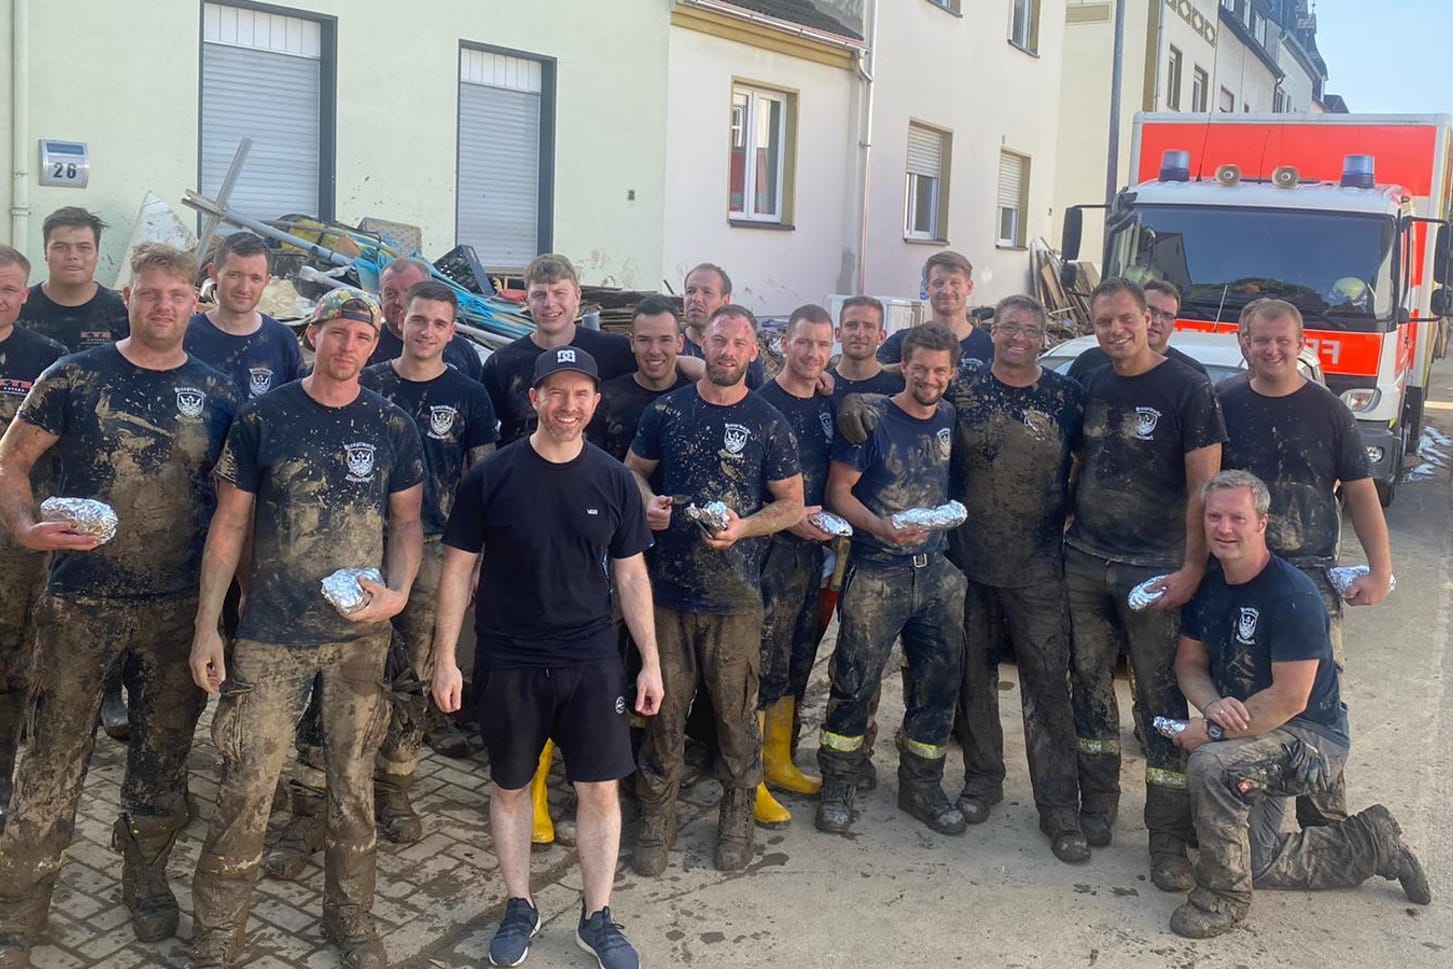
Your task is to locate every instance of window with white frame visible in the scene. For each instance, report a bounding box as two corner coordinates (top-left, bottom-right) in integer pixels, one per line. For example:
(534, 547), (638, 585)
(1191, 67), (1209, 112)
(905, 123), (949, 240)
(927, 0), (962, 13)
(996, 151), (1029, 248)
(1167, 46), (1183, 110)
(729, 84), (793, 223)
(1009, 0), (1040, 53)
(1219, 86), (1236, 113)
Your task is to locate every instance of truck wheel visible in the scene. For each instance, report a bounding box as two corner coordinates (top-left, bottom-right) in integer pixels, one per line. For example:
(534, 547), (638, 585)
(1376, 480), (1396, 507)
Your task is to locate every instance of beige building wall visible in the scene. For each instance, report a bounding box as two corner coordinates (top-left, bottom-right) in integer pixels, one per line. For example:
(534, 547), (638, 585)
(1212, 21), (1279, 113)
(0, 0), (669, 288)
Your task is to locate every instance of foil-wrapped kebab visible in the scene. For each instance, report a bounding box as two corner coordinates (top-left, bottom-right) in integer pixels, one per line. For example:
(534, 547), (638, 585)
(684, 501), (731, 535)
(1152, 716), (1191, 739)
(39, 497), (118, 544)
(890, 500), (967, 531)
(1127, 575), (1169, 611)
(809, 510), (854, 537)
(1327, 565), (1396, 597)
(321, 567), (385, 614)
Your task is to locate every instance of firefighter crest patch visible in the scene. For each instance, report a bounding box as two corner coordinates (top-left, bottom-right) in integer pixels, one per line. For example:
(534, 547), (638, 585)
(723, 422), (750, 456)
(819, 410), (834, 441)
(1235, 606), (1260, 646)
(936, 426), (952, 459)
(175, 387), (206, 420)
(428, 405), (458, 440)
(1133, 406), (1162, 440)
(248, 367), (274, 397)
(344, 442), (377, 482)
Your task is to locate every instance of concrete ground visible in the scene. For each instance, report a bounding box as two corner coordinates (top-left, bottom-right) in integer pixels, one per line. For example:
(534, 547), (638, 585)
(24, 360), (1453, 968)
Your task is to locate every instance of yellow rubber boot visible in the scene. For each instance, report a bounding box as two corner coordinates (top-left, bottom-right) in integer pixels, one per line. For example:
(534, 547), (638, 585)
(763, 697), (821, 795)
(530, 740), (555, 845)
(753, 713), (792, 828)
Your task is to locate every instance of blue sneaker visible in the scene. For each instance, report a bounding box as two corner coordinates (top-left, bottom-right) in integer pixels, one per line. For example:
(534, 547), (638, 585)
(576, 902), (640, 969)
(488, 897), (541, 967)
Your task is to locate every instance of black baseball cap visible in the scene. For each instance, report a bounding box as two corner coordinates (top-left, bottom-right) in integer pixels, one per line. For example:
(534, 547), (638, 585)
(532, 345), (600, 387)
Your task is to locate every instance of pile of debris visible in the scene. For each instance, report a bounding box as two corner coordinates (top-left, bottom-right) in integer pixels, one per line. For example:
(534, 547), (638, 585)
(1029, 238), (1099, 345)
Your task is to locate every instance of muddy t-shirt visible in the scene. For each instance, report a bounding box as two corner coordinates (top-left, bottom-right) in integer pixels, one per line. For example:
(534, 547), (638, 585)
(830, 367), (904, 405)
(587, 371), (691, 463)
(482, 328), (635, 446)
(0, 327), (69, 545)
(1067, 344), (1208, 383)
(361, 362), (498, 536)
(680, 334), (767, 389)
(366, 325), (484, 381)
(878, 325), (994, 370)
(1182, 555), (1349, 746)
(184, 312), (303, 400)
(18, 346), (238, 599)
(756, 380), (834, 508)
(444, 439), (652, 669)
(831, 398), (956, 564)
(217, 382), (424, 646)
(1067, 359), (1227, 568)
(17, 284), (129, 351)
(632, 386), (800, 614)
(1218, 380), (1369, 568)
(946, 367), (1083, 586)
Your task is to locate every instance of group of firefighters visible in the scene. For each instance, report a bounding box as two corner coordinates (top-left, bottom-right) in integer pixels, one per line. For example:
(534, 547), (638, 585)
(0, 205), (1434, 969)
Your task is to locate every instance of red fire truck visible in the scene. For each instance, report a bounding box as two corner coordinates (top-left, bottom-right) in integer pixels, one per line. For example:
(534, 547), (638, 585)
(1063, 113), (1453, 505)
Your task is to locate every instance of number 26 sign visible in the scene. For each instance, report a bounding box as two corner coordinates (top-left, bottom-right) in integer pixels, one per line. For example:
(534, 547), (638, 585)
(38, 140), (90, 188)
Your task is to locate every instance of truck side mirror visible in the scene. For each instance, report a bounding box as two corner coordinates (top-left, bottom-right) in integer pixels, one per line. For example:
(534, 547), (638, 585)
(1436, 224), (1451, 286)
(1432, 287), (1453, 318)
(1061, 207), (1083, 261)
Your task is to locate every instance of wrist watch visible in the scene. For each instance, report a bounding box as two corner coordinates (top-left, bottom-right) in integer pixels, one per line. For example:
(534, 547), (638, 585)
(1205, 721), (1225, 741)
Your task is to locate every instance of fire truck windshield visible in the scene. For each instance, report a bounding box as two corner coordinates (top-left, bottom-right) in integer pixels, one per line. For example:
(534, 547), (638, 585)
(1105, 205), (1397, 330)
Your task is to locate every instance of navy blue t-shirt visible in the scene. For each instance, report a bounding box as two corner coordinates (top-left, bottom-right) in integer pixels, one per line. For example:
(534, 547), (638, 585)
(361, 362), (499, 536)
(755, 379), (833, 508)
(18, 283), (129, 352)
(184, 312), (303, 400)
(1068, 344), (1208, 383)
(482, 328), (635, 446)
(680, 333), (766, 389)
(18, 346), (239, 600)
(830, 397), (956, 564)
(587, 371), (691, 463)
(878, 325), (994, 371)
(1219, 380), (1370, 567)
(830, 367), (904, 405)
(946, 367), (1083, 586)
(444, 439), (651, 669)
(632, 385), (800, 613)
(1, 326), (67, 432)
(367, 325), (484, 381)
(1067, 358), (1227, 568)
(1182, 555), (1349, 746)
(216, 382), (424, 646)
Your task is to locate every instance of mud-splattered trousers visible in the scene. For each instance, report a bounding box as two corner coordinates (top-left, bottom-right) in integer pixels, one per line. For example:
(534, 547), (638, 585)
(758, 534), (826, 710)
(0, 594), (203, 932)
(955, 574), (1080, 834)
(192, 633), (390, 944)
(818, 554), (966, 779)
(1064, 547), (1191, 854)
(637, 608), (764, 808)
(1184, 723), (1390, 918)
(0, 539), (44, 696)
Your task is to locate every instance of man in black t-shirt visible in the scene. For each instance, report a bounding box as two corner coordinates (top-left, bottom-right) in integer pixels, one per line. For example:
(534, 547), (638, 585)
(1167, 471), (1429, 939)
(482, 254), (635, 445)
(818, 323), (967, 838)
(587, 296), (690, 462)
(365, 258), (483, 380)
(432, 346), (661, 969)
(1065, 278), (1226, 893)
(627, 305), (803, 875)
(942, 296), (1088, 862)
(679, 263), (766, 389)
(185, 231), (303, 400)
(830, 296), (904, 403)
(17, 207), (130, 352)
(0, 244), (239, 959)
(1067, 280), (1207, 382)
(187, 287), (424, 969)
(753, 305), (838, 828)
(877, 251), (993, 370)
(0, 246), (67, 834)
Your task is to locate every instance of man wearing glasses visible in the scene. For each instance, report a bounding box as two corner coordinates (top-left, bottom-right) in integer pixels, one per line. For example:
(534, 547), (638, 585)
(1069, 281), (1206, 382)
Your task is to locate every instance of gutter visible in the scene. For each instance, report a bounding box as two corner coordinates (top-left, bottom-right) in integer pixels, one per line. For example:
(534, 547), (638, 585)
(10, 0), (29, 244)
(680, 0), (867, 51)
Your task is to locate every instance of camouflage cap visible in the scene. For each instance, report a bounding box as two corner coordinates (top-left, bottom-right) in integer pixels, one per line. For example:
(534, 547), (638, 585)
(310, 286), (382, 330)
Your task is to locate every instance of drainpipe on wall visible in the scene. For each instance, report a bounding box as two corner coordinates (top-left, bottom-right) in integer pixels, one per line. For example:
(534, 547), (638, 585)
(855, 0), (878, 294)
(10, 0), (30, 246)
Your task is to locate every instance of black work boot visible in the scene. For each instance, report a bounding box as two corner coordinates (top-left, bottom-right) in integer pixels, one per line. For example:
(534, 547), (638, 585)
(113, 812), (187, 941)
(263, 783), (326, 880)
(632, 803), (677, 877)
(714, 786), (756, 871)
(897, 748), (967, 835)
(100, 666), (129, 741)
(322, 909), (387, 969)
(815, 775), (858, 835)
(0, 884), (55, 969)
(1170, 896), (1244, 939)
(190, 861), (255, 969)
(1361, 804), (1433, 905)
(956, 785), (1004, 826)
(0, 690), (23, 835)
(1039, 815), (1092, 864)
(375, 772), (424, 845)
(1146, 785), (1195, 892)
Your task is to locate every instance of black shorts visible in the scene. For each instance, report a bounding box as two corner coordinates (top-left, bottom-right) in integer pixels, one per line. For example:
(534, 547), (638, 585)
(476, 658), (635, 789)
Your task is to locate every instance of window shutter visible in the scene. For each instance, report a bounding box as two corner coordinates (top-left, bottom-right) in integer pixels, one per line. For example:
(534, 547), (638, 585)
(907, 125), (943, 178)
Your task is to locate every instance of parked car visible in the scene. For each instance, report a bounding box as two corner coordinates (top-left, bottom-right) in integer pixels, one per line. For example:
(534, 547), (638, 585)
(1039, 331), (1325, 386)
